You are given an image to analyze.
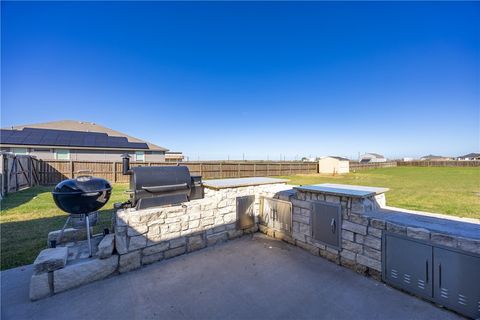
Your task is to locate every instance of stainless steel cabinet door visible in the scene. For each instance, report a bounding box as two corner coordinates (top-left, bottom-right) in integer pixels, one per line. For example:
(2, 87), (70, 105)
(312, 201), (341, 249)
(433, 247), (480, 319)
(384, 234), (433, 298)
(236, 195), (255, 230)
(260, 197), (292, 233)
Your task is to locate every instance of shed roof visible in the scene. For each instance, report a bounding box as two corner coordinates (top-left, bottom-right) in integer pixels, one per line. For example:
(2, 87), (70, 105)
(320, 156), (350, 161)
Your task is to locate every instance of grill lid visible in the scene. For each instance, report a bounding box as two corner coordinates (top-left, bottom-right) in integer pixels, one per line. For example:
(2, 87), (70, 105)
(131, 166), (192, 192)
(52, 176), (112, 214)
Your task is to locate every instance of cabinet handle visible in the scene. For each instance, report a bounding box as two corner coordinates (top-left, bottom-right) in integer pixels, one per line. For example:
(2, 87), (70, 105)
(425, 260), (428, 283)
(330, 218), (336, 233)
(439, 264), (442, 288)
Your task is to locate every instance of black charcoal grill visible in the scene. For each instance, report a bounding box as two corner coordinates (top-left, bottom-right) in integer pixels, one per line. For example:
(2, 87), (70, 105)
(121, 154), (203, 209)
(52, 175), (112, 257)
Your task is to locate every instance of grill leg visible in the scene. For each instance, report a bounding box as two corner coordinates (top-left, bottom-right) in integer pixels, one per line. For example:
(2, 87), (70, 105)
(85, 214), (92, 257)
(57, 216), (71, 246)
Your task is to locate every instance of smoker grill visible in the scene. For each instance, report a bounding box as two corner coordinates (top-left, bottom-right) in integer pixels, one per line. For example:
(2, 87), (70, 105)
(121, 154), (203, 209)
(52, 175), (112, 257)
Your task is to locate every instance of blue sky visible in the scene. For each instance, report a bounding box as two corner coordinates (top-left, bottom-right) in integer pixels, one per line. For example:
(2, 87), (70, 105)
(1, 2), (479, 160)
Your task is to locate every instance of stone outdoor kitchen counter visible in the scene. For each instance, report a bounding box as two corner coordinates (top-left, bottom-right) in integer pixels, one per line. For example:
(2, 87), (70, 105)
(294, 183), (389, 198)
(29, 178), (480, 318)
(203, 177), (289, 190)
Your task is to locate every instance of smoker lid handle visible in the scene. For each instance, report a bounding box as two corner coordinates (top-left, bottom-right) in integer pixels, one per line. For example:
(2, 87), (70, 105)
(141, 183), (189, 193)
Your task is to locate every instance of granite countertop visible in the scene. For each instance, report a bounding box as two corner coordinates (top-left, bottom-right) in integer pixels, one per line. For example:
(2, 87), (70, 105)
(294, 183), (389, 198)
(364, 207), (480, 240)
(203, 177), (289, 190)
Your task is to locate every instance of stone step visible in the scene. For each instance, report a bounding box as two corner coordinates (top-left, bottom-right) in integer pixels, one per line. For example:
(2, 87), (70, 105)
(47, 227), (93, 247)
(96, 234), (115, 259)
(33, 247), (68, 274)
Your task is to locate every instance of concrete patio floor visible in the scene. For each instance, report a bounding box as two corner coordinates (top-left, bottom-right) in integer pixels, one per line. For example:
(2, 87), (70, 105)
(1, 234), (462, 320)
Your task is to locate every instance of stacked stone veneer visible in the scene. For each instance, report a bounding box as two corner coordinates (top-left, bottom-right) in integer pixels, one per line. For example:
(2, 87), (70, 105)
(114, 183), (291, 272)
(258, 191), (385, 279)
(259, 189), (480, 281)
(31, 181), (480, 301)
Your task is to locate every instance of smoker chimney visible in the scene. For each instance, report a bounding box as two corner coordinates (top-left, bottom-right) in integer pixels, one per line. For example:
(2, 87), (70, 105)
(121, 153), (132, 175)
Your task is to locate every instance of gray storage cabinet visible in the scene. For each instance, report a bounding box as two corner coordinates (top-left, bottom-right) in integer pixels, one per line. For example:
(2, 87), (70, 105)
(383, 233), (480, 319)
(433, 247), (480, 318)
(384, 234), (433, 297)
(312, 201), (341, 249)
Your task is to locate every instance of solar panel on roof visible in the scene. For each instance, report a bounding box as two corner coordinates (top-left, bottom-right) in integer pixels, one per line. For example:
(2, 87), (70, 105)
(0, 130), (13, 138)
(27, 134), (44, 144)
(1, 128), (151, 149)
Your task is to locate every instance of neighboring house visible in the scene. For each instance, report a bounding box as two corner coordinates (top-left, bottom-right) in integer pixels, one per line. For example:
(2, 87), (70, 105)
(318, 156), (350, 174)
(457, 153), (480, 161)
(165, 151), (184, 162)
(0, 120), (170, 162)
(420, 154), (452, 161)
(359, 153), (386, 163)
(402, 157), (414, 162)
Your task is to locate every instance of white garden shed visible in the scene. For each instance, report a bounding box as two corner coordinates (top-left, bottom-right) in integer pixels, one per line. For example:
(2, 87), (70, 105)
(318, 156), (350, 174)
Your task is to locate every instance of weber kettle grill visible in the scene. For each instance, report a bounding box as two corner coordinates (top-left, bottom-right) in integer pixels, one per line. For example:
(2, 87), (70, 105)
(52, 174), (112, 257)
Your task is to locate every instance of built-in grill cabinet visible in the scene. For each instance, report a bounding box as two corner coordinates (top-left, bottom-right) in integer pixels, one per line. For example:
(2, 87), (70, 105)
(259, 197), (292, 233)
(236, 195), (255, 230)
(312, 201), (341, 249)
(121, 154), (203, 209)
(383, 233), (480, 319)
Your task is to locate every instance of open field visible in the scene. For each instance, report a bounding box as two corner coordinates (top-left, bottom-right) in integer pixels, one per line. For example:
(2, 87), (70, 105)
(1, 166), (478, 270)
(279, 167), (480, 218)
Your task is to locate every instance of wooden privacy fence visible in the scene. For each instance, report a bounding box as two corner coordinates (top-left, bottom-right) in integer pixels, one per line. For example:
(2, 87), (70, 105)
(1, 154), (40, 196)
(397, 160), (480, 167)
(349, 161), (397, 170)
(37, 160), (319, 185)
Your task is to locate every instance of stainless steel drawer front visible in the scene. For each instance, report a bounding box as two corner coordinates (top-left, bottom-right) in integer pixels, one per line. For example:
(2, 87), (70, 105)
(259, 197), (292, 233)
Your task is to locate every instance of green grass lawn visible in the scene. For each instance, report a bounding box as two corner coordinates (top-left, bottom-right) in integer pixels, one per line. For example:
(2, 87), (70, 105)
(0, 184), (129, 270)
(1, 167), (479, 270)
(279, 167), (480, 218)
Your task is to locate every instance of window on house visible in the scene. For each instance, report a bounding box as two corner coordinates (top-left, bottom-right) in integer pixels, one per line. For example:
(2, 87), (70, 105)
(135, 151), (145, 162)
(55, 149), (70, 160)
(12, 148), (28, 155)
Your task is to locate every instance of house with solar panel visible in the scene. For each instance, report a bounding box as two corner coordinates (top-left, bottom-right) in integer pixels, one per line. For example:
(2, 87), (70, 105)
(0, 120), (182, 162)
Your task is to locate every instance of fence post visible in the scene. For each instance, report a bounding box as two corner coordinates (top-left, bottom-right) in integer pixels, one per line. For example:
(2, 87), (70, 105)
(70, 161), (74, 179)
(253, 163), (256, 176)
(28, 158), (33, 187)
(237, 163), (240, 177)
(1, 154), (7, 197)
(200, 163), (203, 177)
(14, 157), (18, 192)
(113, 162), (117, 183)
(220, 162), (223, 178)
(267, 163), (270, 176)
